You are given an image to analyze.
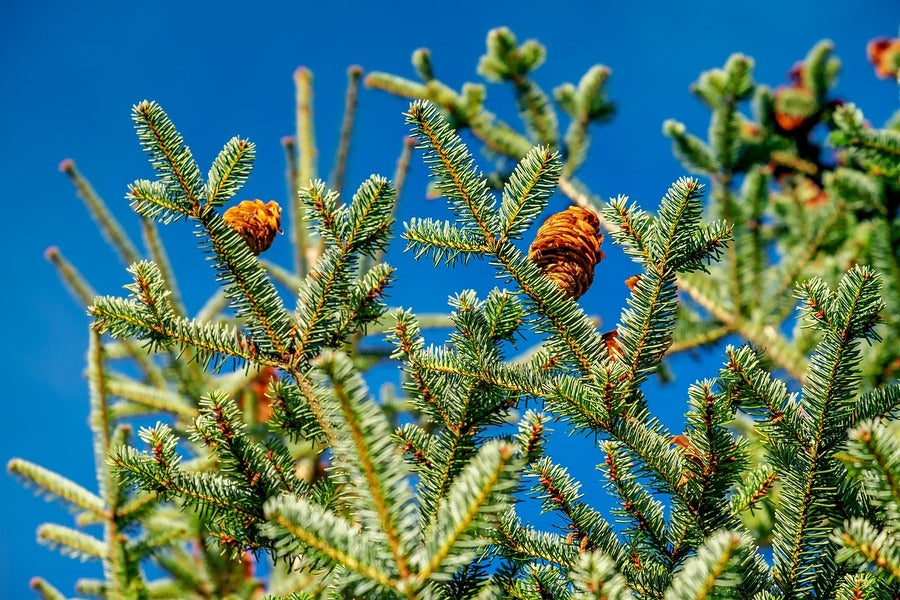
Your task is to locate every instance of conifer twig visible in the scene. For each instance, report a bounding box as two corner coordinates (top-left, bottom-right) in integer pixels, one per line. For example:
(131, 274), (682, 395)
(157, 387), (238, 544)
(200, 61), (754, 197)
(330, 65), (363, 197)
(293, 67), (318, 276)
(60, 158), (142, 267)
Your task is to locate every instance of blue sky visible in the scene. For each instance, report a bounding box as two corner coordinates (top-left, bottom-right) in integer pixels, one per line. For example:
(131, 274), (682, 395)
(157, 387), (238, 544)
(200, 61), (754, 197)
(1, 1), (897, 596)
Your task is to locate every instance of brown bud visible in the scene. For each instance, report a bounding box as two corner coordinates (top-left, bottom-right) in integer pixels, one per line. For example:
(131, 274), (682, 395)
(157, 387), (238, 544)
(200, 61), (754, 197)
(867, 37), (900, 79)
(624, 275), (641, 292)
(222, 200), (283, 255)
(773, 85), (814, 131)
(602, 329), (623, 361)
(528, 206), (604, 299)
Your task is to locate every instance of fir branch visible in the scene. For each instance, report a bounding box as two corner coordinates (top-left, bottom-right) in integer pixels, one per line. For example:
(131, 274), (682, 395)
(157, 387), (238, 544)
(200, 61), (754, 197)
(330, 65), (362, 196)
(416, 441), (519, 582)
(205, 136), (255, 208)
(528, 457), (627, 567)
(141, 217), (186, 318)
(344, 175), (396, 254)
(663, 120), (717, 176)
(60, 158), (142, 267)
(833, 574), (890, 600)
(570, 550), (633, 600)
(262, 256), (305, 291)
(850, 385), (900, 428)
(602, 442), (672, 568)
(292, 67), (318, 277)
(477, 28), (557, 149)
(127, 179), (189, 224)
(132, 100), (204, 210)
(678, 274), (808, 382)
(314, 352), (418, 577)
(105, 375), (197, 419)
(838, 419), (900, 529)
(495, 510), (578, 568)
(264, 494), (396, 592)
(294, 67), (318, 185)
(29, 577), (66, 600)
(90, 294), (270, 370)
(395, 423), (434, 472)
(498, 146), (562, 241)
(833, 518), (900, 581)
(830, 103), (900, 178)
(44, 245), (96, 307)
(556, 65), (614, 177)
(195, 204), (295, 358)
(661, 531), (758, 600)
(405, 101), (499, 242)
(292, 178), (395, 360)
(7, 458), (106, 518)
(681, 380), (746, 535)
(37, 523), (106, 561)
(493, 242), (603, 376)
(605, 196), (655, 267)
(191, 392), (293, 502)
(113, 425), (263, 525)
(268, 378), (326, 443)
(729, 465), (778, 514)
(773, 267), (884, 596)
(763, 198), (847, 324)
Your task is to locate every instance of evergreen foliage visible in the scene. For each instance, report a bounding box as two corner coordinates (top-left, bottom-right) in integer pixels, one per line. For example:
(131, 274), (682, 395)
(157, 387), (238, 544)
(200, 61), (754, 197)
(10, 28), (899, 599)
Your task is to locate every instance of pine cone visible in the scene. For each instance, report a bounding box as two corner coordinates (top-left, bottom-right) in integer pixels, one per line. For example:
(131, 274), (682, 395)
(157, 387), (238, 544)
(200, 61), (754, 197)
(222, 200), (283, 255)
(528, 206), (604, 299)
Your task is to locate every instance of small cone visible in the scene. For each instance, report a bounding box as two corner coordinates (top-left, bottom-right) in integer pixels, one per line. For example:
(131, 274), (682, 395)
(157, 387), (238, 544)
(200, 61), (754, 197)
(528, 206), (604, 299)
(223, 200), (283, 255)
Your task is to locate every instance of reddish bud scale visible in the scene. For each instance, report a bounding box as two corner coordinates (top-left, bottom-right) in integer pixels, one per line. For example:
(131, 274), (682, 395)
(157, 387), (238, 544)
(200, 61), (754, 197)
(867, 37), (900, 79)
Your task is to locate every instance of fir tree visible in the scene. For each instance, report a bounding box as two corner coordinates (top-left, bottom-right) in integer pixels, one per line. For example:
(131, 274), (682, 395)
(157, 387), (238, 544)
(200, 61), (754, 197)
(10, 28), (899, 599)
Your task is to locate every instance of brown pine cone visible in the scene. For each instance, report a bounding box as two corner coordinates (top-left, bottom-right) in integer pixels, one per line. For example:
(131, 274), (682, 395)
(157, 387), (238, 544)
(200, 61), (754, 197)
(528, 206), (605, 299)
(222, 199), (283, 255)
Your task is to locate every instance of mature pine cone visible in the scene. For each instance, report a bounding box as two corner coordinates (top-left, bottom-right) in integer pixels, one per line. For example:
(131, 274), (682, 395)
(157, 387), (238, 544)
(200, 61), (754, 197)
(528, 206), (605, 299)
(222, 199), (283, 255)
